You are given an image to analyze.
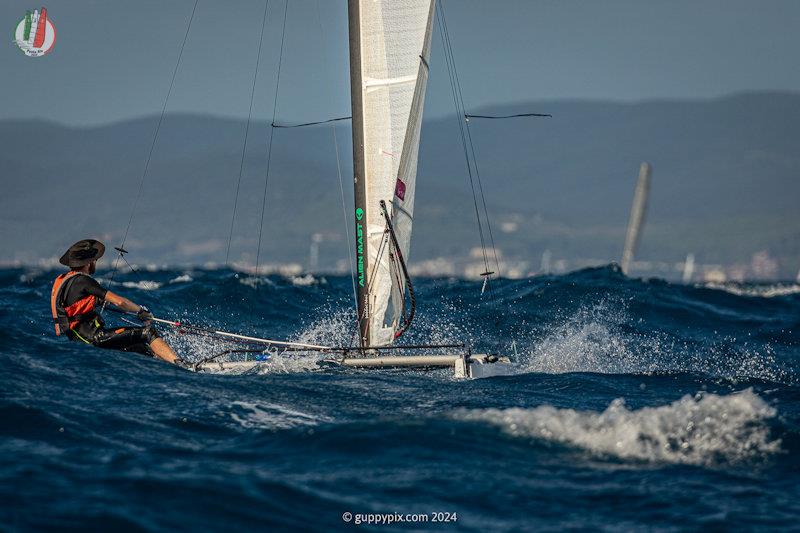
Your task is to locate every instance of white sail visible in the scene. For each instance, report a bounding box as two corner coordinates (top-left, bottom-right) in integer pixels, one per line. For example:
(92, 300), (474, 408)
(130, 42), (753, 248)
(351, 0), (435, 346)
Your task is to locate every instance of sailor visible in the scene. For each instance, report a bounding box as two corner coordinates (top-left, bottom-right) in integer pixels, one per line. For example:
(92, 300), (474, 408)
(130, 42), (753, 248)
(50, 239), (187, 368)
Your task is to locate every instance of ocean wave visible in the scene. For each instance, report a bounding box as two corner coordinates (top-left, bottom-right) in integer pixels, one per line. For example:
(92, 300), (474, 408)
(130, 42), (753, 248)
(226, 401), (328, 430)
(456, 389), (780, 465)
(290, 274), (323, 287)
(169, 274), (193, 284)
(113, 280), (163, 291)
(703, 282), (800, 298)
(237, 276), (275, 289)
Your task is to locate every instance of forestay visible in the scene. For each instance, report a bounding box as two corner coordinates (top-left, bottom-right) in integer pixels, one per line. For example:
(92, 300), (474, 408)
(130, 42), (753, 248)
(349, 0), (435, 347)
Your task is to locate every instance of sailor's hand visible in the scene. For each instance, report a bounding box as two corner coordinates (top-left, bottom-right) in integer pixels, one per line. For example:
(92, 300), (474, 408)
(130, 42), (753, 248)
(173, 357), (193, 371)
(136, 306), (154, 322)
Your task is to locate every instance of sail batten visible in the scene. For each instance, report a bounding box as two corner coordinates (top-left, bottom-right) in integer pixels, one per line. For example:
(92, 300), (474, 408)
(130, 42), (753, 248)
(349, 0), (435, 347)
(364, 75), (418, 88)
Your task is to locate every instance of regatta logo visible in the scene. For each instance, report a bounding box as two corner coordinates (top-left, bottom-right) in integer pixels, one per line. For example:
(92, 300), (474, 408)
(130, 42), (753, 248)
(356, 208), (365, 286)
(14, 7), (56, 57)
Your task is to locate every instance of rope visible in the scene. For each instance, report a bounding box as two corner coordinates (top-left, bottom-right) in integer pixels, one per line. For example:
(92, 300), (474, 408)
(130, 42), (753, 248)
(272, 116), (351, 128)
(439, 0), (501, 291)
(333, 123), (358, 310)
(439, 0), (531, 353)
(435, 1), (494, 295)
(255, 0), (289, 274)
(380, 201), (415, 339)
(313, 0), (360, 341)
(438, 0), (517, 357)
(466, 112), (552, 120)
(225, 0), (271, 266)
(108, 0), (199, 287)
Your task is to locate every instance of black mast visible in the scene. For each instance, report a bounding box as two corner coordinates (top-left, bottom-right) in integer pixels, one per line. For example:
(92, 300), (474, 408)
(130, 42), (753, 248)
(348, 0), (370, 348)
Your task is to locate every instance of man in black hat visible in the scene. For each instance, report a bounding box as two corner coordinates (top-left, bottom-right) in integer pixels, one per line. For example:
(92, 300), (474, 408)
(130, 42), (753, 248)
(50, 239), (185, 367)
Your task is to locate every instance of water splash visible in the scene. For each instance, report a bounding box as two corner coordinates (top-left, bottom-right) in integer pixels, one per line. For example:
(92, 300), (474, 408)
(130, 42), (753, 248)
(518, 302), (789, 383)
(293, 307), (354, 348)
(457, 389), (780, 465)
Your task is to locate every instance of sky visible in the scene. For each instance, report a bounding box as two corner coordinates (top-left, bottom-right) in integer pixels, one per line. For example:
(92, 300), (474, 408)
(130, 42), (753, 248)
(2, 0), (800, 126)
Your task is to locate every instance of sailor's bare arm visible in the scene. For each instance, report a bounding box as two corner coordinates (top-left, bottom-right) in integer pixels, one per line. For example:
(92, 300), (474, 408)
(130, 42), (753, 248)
(103, 291), (141, 314)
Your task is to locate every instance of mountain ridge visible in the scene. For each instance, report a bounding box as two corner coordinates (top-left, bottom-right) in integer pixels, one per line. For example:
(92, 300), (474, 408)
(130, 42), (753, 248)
(2, 91), (798, 278)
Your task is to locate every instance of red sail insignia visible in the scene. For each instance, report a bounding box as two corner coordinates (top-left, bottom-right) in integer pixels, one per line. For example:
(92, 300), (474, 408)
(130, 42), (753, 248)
(394, 178), (406, 201)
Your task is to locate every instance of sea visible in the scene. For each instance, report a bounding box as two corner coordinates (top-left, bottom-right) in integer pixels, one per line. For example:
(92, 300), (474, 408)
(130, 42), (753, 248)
(1, 265), (799, 531)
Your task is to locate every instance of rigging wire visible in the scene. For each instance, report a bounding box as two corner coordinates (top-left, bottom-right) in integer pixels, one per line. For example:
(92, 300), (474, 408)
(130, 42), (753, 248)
(272, 116), (352, 128)
(437, 0), (552, 353)
(225, 0), (271, 266)
(332, 122), (358, 309)
(434, 1), (495, 300)
(314, 0), (359, 322)
(107, 0), (199, 289)
(466, 112), (552, 120)
(438, 0), (501, 288)
(255, 0), (289, 274)
(437, 0), (530, 357)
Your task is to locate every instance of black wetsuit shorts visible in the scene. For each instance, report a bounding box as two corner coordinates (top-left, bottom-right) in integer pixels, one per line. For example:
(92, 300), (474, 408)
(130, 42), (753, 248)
(89, 325), (161, 356)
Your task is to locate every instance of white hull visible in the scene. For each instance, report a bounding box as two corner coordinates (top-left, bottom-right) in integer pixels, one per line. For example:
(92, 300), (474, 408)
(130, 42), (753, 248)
(196, 354), (512, 379)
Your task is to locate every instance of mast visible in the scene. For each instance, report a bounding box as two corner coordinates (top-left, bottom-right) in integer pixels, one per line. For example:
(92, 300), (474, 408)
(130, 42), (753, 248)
(348, 0), (370, 347)
(348, 0), (434, 348)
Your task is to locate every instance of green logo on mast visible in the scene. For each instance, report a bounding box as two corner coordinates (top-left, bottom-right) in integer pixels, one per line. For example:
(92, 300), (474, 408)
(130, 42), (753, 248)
(356, 208), (364, 286)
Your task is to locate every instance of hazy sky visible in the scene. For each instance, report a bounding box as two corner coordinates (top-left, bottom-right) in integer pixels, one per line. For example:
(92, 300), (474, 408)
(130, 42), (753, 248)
(2, 0), (800, 126)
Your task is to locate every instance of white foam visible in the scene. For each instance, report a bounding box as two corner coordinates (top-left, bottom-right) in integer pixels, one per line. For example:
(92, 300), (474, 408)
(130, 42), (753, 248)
(164, 319), (331, 375)
(227, 400), (328, 430)
(704, 282), (800, 298)
(290, 274), (322, 286)
(119, 280), (162, 291)
(457, 389), (780, 465)
(238, 276), (275, 289)
(169, 274), (193, 284)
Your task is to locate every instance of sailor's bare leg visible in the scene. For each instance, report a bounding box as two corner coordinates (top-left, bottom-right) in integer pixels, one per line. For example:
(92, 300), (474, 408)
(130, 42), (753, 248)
(149, 338), (179, 364)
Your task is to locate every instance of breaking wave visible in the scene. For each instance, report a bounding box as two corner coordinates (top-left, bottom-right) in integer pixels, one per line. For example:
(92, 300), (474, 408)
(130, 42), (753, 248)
(114, 280), (163, 291)
(703, 281), (800, 298)
(456, 389), (781, 465)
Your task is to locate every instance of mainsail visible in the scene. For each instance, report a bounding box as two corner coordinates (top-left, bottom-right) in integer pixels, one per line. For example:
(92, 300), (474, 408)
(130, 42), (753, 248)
(349, 0), (435, 347)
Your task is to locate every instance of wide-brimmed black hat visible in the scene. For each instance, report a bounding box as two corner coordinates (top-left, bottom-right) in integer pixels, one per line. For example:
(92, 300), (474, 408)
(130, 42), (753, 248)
(59, 239), (105, 267)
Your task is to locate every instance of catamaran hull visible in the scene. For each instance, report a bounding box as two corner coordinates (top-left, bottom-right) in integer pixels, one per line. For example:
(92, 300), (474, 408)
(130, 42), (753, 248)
(196, 354), (512, 379)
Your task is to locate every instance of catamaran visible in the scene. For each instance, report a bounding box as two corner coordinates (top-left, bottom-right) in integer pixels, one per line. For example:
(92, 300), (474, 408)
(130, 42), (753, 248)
(116, 0), (513, 378)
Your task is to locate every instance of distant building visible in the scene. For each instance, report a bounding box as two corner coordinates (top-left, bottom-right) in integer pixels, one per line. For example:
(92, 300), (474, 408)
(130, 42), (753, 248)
(703, 268), (726, 283)
(750, 250), (779, 280)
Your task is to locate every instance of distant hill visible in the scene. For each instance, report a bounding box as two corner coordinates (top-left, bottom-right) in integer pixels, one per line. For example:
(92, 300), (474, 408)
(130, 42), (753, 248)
(1, 92), (799, 278)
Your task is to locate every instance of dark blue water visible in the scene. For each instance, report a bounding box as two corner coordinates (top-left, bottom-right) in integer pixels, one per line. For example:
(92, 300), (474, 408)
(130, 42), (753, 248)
(2, 266), (799, 531)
